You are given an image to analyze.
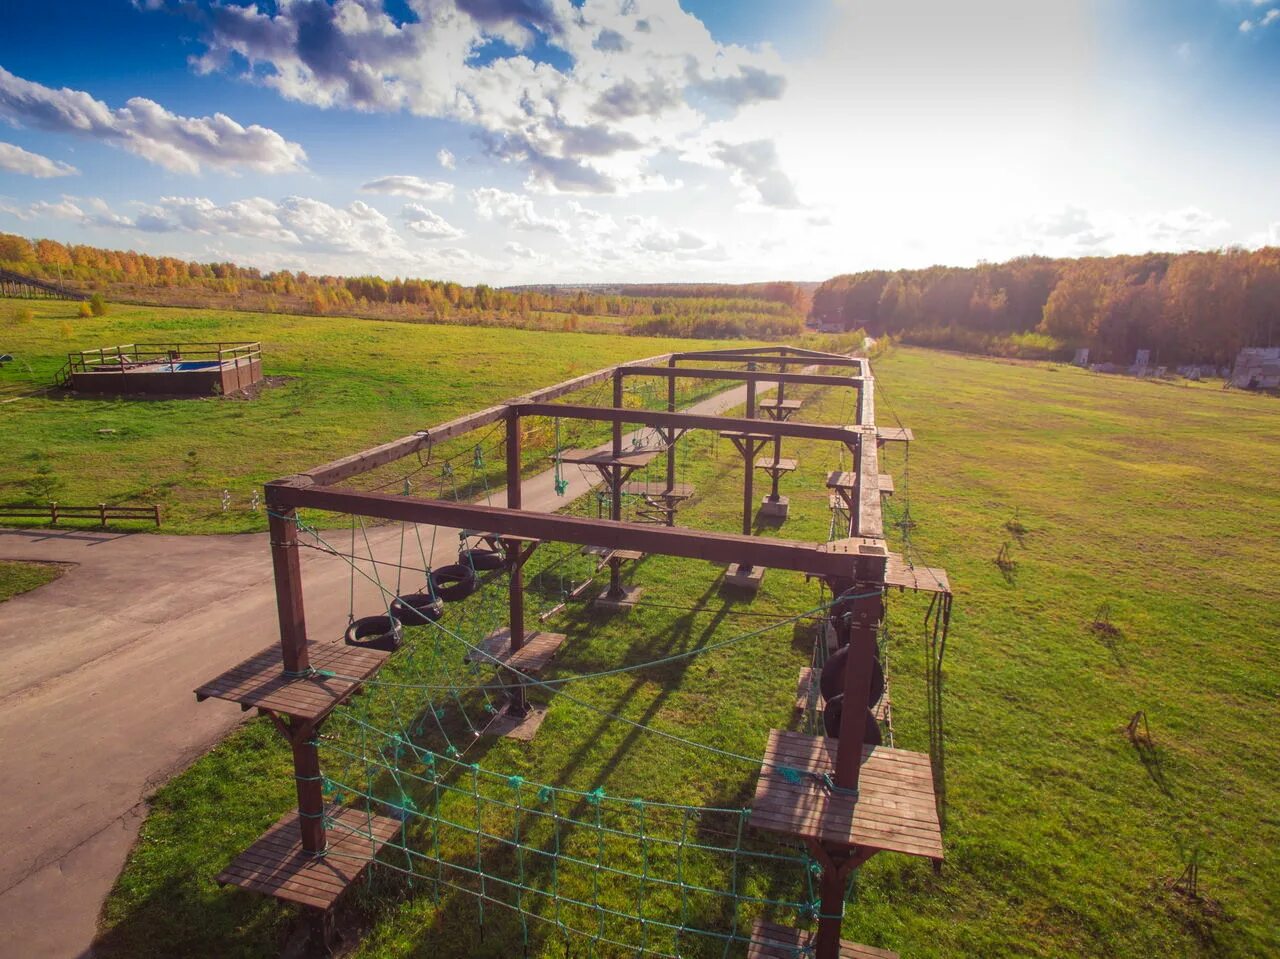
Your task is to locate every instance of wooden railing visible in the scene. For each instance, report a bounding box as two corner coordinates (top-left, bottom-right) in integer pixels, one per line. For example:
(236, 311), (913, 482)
(0, 503), (162, 527)
(54, 342), (262, 387)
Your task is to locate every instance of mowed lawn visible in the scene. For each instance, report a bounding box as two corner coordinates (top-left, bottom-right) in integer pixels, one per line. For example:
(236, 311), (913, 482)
(0, 298), (739, 533)
(93, 347), (1278, 959)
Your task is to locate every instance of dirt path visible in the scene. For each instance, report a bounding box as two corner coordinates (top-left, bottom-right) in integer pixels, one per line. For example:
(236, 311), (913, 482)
(0, 381), (768, 959)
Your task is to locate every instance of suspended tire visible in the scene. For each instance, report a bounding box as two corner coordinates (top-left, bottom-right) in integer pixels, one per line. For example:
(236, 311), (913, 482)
(344, 615), (403, 653)
(430, 563), (478, 602)
(390, 593), (445, 626)
(459, 547), (506, 571)
(822, 694), (883, 746)
(819, 646), (885, 705)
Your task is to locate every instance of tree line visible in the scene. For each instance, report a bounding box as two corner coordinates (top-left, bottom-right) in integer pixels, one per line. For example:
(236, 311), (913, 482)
(810, 249), (1280, 364)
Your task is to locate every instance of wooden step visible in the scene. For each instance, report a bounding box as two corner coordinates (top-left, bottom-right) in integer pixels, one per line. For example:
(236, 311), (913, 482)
(217, 806), (401, 910)
(746, 918), (898, 959)
(755, 457), (798, 472)
(465, 628), (566, 674)
(195, 641), (388, 723)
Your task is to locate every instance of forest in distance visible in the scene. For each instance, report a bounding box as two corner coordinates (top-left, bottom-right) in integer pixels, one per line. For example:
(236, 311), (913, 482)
(3, 230), (1278, 364)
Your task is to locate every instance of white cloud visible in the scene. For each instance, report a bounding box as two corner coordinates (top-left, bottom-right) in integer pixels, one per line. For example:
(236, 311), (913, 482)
(1238, 8), (1278, 31)
(1263, 9), (1280, 26)
(401, 202), (463, 238)
(0, 141), (78, 178)
(0, 66), (305, 174)
(361, 175), (455, 201)
(437, 147), (456, 169)
(504, 240), (538, 258)
(708, 138), (802, 209)
(470, 186), (567, 235)
(1239, 19), (1254, 31)
(174, 0), (789, 196)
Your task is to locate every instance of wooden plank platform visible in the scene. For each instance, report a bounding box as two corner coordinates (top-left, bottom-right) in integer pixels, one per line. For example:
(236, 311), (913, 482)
(195, 642), (388, 722)
(217, 806), (401, 910)
(826, 470), (856, 489)
(463, 529), (540, 545)
(718, 429), (774, 442)
(876, 426), (913, 443)
(620, 481), (694, 498)
(750, 730), (942, 860)
(465, 628), (566, 674)
(582, 545), (645, 562)
(558, 448), (664, 469)
(885, 553), (951, 594)
(756, 399), (802, 411)
(746, 919), (897, 959)
(755, 457), (798, 472)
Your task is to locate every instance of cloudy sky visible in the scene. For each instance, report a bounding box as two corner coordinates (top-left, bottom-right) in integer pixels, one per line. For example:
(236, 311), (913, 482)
(0, 0), (1277, 284)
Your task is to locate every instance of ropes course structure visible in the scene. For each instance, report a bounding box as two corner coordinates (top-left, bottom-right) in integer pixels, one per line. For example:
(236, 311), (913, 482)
(193, 346), (955, 958)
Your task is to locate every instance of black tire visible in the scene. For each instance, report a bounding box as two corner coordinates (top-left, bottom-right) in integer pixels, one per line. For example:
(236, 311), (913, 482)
(390, 593), (445, 626)
(822, 694), (883, 746)
(819, 647), (885, 705)
(344, 615), (403, 653)
(430, 563), (478, 602)
(459, 548), (506, 571)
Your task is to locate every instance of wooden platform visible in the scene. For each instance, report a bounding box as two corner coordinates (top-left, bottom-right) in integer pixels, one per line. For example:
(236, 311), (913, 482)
(718, 429), (773, 442)
(217, 806), (401, 910)
(876, 426), (913, 444)
(558, 448), (664, 469)
(195, 642), (388, 722)
(746, 919), (897, 959)
(463, 529), (540, 546)
(826, 470), (856, 490)
(756, 399), (802, 412)
(885, 553), (951, 594)
(795, 667), (891, 722)
(582, 544), (645, 562)
(465, 628), (566, 673)
(750, 730), (942, 860)
(620, 481), (694, 498)
(755, 457), (798, 472)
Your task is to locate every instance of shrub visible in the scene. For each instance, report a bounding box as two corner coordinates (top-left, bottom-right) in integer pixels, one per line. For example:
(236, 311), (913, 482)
(9, 306), (35, 325)
(78, 301), (93, 318)
(89, 293), (108, 316)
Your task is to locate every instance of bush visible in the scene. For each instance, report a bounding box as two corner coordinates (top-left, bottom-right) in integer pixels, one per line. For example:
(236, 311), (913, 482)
(9, 306), (35, 325)
(78, 301), (93, 318)
(88, 294), (108, 317)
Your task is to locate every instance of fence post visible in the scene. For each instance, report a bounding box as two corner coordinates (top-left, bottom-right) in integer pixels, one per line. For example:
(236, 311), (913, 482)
(153, 504), (162, 527)
(99, 503), (107, 528)
(50, 502), (58, 525)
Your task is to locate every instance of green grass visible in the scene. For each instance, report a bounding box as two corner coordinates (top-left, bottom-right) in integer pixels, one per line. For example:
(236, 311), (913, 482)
(96, 348), (1279, 958)
(0, 560), (64, 601)
(0, 298), (745, 533)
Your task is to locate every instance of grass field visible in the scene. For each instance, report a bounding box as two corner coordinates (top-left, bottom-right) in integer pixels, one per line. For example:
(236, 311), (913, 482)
(92, 347), (1279, 958)
(0, 297), (749, 533)
(0, 560), (64, 602)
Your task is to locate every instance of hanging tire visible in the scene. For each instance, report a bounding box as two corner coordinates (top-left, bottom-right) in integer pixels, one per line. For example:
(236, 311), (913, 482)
(822, 694), (883, 746)
(459, 547), (505, 571)
(344, 615), (403, 652)
(430, 563), (477, 601)
(819, 647), (885, 705)
(390, 593), (445, 626)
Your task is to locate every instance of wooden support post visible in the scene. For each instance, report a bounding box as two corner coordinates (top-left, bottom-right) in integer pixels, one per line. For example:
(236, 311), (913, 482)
(832, 579), (884, 793)
(769, 362), (787, 502)
(849, 437), (862, 536)
(665, 357), (677, 524)
(609, 372), (625, 594)
(100, 503), (107, 528)
(289, 719), (326, 855)
(506, 409), (528, 715)
(810, 842), (877, 959)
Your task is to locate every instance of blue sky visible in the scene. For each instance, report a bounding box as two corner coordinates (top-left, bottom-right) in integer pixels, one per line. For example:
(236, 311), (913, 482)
(0, 0), (1277, 284)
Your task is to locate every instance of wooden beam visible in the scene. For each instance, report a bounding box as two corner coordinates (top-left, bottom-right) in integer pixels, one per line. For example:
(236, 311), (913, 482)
(517, 402), (863, 445)
(620, 365), (863, 390)
(267, 480), (887, 579)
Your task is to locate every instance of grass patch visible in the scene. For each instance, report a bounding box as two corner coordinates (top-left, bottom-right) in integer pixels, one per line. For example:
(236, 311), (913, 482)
(97, 348), (1279, 958)
(0, 560), (64, 601)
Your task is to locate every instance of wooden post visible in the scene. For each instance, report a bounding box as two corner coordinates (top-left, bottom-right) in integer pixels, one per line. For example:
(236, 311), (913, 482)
(268, 507), (310, 675)
(609, 371), (625, 595)
(153, 504), (162, 527)
(743, 361), (758, 538)
(290, 720), (326, 855)
(99, 503), (107, 528)
(665, 358), (677, 523)
(814, 854), (846, 959)
(50, 502), (58, 525)
(506, 409), (528, 715)
(769, 361), (787, 502)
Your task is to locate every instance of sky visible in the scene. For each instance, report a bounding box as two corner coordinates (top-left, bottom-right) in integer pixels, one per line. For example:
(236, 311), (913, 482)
(0, 0), (1277, 285)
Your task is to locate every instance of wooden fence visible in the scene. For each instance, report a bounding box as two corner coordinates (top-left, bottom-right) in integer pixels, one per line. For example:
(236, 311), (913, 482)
(0, 504), (161, 527)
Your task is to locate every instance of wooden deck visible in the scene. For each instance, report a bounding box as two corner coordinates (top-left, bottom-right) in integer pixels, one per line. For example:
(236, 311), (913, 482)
(718, 429), (774, 442)
(750, 730), (942, 860)
(876, 426), (913, 444)
(216, 806), (401, 910)
(465, 628), (566, 673)
(756, 398), (803, 412)
(195, 642), (388, 722)
(582, 545), (645, 562)
(746, 919), (897, 959)
(620, 481), (694, 498)
(558, 448), (664, 469)
(755, 457), (798, 472)
(885, 553), (951, 594)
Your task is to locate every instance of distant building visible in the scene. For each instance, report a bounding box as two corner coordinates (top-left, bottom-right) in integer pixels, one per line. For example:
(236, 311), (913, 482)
(1230, 347), (1280, 390)
(1073, 348), (1089, 367)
